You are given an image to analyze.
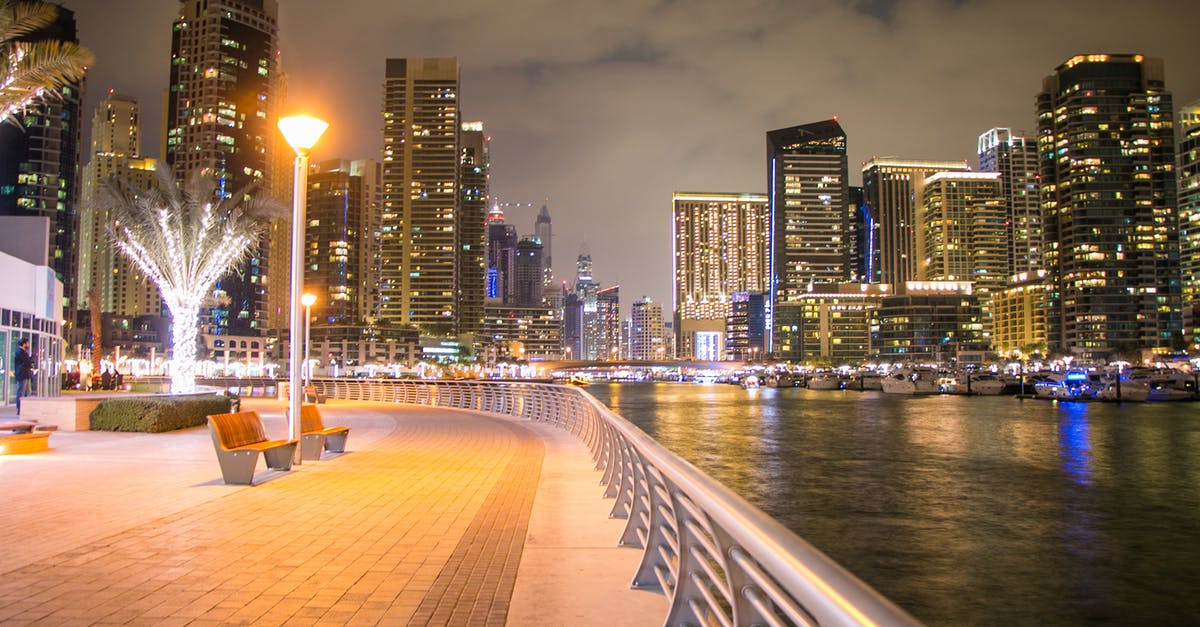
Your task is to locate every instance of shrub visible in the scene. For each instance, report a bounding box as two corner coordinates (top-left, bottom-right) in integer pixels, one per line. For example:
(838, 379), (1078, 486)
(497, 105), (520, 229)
(90, 394), (232, 433)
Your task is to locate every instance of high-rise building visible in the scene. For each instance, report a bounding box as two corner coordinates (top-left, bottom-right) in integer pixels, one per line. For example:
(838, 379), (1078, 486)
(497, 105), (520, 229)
(1178, 101), (1200, 348)
(535, 204), (553, 287)
(458, 122), (489, 336)
(725, 292), (768, 361)
(863, 158), (970, 288)
(978, 128), (1042, 277)
(305, 159), (381, 325)
(847, 186), (877, 284)
(165, 0), (281, 336)
(1037, 54), (1180, 357)
(0, 5), (84, 317)
(872, 282), (987, 363)
(575, 252), (602, 359)
(671, 192), (769, 359)
(513, 237), (544, 307)
(381, 57), (460, 333)
(630, 297), (665, 360)
(920, 172), (1005, 345)
(596, 285), (621, 361)
(486, 206), (517, 302)
(767, 120), (850, 299)
(79, 92), (161, 318)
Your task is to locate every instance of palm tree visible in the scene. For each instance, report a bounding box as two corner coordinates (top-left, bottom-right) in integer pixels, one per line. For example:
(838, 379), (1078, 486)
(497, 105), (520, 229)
(101, 167), (281, 394)
(1, 0), (93, 122)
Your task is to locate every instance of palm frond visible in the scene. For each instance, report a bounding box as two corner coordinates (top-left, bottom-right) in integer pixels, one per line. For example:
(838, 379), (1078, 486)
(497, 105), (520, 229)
(0, 0), (59, 43)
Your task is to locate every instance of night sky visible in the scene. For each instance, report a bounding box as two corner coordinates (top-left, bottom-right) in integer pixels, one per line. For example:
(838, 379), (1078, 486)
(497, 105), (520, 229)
(58, 0), (1200, 316)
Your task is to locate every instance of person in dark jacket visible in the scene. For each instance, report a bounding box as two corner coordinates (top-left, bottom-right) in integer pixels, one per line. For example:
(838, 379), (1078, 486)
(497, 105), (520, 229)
(14, 338), (34, 415)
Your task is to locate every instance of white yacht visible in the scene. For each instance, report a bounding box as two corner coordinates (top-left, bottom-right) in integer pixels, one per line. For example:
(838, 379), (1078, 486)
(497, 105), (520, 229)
(807, 371), (843, 390)
(880, 368), (941, 395)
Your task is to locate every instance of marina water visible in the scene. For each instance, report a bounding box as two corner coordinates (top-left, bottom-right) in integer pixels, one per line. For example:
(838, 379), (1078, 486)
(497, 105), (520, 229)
(588, 382), (1200, 625)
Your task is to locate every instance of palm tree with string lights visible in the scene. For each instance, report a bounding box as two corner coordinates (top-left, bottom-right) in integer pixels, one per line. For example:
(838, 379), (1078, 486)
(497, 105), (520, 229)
(1, 0), (93, 121)
(101, 167), (282, 394)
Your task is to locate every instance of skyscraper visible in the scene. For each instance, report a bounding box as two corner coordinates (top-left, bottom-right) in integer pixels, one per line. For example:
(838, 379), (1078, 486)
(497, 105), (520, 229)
(978, 128), (1042, 277)
(486, 206), (517, 302)
(630, 297), (665, 360)
(575, 252), (601, 359)
(305, 159), (381, 325)
(0, 5), (84, 317)
(596, 285), (621, 360)
(1037, 54), (1180, 357)
(79, 92), (161, 318)
(671, 192), (769, 359)
(862, 158), (970, 287)
(1178, 101), (1200, 348)
(766, 120), (850, 299)
(513, 237), (544, 307)
(381, 57), (460, 333)
(920, 171), (1005, 343)
(535, 204), (553, 287)
(458, 122), (489, 336)
(165, 0), (281, 335)
(846, 186), (877, 284)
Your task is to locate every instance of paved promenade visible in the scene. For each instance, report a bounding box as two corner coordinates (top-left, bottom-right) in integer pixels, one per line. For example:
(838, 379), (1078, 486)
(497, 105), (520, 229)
(0, 398), (664, 625)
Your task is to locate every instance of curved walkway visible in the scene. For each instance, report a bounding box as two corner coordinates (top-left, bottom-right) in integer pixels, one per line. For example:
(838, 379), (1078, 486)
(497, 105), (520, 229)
(0, 398), (663, 625)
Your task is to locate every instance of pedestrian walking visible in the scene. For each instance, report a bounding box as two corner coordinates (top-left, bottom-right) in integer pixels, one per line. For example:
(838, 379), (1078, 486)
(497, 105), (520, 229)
(14, 338), (34, 415)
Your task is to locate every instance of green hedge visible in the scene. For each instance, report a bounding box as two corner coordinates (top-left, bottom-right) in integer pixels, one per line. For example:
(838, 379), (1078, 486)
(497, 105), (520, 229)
(90, 395), (233, 433)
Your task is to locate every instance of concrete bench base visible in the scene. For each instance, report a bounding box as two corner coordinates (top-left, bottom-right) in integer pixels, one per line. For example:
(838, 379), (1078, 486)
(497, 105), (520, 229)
(0, 431), (50, 454)
(20, 397), (101, 431)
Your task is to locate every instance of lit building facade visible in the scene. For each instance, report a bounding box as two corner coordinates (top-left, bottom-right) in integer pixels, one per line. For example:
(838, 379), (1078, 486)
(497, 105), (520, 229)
(872, 282), (987, 364)
(381, 57), (460, 332)
(791, 284), (888, 365)
(863, 158), (970, 288)
(920, 171), (1005, 345)
(992, 270), (1052, 357)
(725, 292), (768, 361)
(596, 285), (621, 360)
(1037, 54), (1180, 358)
(535, 204), (553, 288)
(79, 92), (162, 319)
(847, 186), (878, 284)
(165, 0), (281, 336)
(1179, 101), (1200, 349)
(1, 217), (65, 406)
(483, 305), (562, 359)
(767, 120), (850, 296)
(0, 5), (84, 317)
(630, 297), (666, 360)
(513, 237), (544, 307)
(671, 192), (768, 359)
(305, 159), (381, 325)
(458, 122), (489, 336)
(978, 128), (1042, 277)
(486, 206), (517, 302)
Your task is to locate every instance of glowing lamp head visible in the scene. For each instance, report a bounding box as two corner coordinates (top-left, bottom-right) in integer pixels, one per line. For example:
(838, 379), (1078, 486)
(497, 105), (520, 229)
(278, 115), (328, 154)
(301, 292), (318, 308)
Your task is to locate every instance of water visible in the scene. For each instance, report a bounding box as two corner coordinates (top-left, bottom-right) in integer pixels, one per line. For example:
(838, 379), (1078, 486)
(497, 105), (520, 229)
(586, 382), (1200, 626)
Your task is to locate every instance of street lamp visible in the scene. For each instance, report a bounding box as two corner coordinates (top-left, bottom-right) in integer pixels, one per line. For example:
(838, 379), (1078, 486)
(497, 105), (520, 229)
(279, 115), (328, 464)
(301, 292), (317, 386)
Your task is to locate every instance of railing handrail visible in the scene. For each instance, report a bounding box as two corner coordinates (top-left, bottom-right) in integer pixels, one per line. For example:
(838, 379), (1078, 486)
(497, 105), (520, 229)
(309, 377), (920, 627)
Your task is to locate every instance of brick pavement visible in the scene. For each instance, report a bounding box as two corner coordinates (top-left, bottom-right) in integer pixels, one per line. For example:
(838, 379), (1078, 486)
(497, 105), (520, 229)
(0, 398), (661, 626)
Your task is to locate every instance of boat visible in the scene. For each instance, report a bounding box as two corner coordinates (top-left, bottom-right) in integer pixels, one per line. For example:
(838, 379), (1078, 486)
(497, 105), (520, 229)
(880, 368), (941, 395)
(942, 372), (1006, 395)
(1032, 369), (1097, 400)
(741, 374), (761, 389)
(568, 374), (591, 387)
(846, 371), (883, 391)
(807, 371), (843, 390)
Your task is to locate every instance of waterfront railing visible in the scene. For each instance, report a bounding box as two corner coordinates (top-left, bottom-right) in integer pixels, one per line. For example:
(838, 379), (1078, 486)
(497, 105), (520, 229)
(310, 378), (919, 627)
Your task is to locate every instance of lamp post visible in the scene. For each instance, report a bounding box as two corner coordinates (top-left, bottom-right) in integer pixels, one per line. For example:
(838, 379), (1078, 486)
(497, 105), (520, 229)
(301, 292), (317, 386)
(279, 115), (328, 464)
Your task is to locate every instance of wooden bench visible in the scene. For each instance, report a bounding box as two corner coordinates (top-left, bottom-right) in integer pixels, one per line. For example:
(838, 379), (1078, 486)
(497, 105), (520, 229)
(304, 385), (327, 404)
(206, 411), (297, 485)
(300, 404), (349, 460)
(0, 421), (49, 454)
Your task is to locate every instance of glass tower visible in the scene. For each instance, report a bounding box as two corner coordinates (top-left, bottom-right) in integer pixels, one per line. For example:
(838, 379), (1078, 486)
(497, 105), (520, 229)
(1037, 54), (1180, 357)
(165, 0), (281, 335)
(381, 57), (460, 334)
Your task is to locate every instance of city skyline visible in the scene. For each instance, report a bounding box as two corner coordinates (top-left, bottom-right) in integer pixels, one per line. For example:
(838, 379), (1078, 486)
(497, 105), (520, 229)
(57, 0), (1200, 312)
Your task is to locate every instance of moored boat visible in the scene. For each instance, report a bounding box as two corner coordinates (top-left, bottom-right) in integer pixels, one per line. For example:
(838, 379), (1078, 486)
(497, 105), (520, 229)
(880, 368), (940, 395)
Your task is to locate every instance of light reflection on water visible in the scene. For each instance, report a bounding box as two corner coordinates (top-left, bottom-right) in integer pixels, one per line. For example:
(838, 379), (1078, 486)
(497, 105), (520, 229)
(587, 382), (1200, 625)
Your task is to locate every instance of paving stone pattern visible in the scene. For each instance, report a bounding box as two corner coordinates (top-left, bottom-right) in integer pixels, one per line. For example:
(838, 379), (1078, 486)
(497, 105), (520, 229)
(0, 401), (546, 625)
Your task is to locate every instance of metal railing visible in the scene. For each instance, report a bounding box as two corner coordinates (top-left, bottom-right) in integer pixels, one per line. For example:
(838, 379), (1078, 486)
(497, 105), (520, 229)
(310, 378), (919, 627)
